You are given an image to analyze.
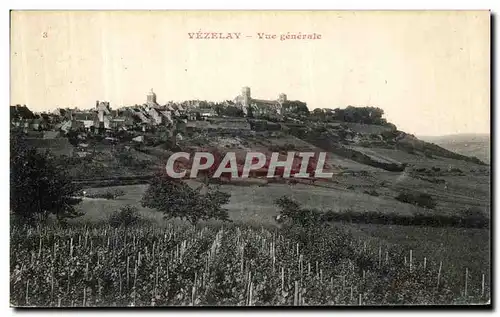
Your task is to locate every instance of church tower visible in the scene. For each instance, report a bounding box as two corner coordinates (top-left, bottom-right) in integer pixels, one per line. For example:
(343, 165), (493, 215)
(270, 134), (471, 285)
(147, 88), (157, 105)
(241, 86), (251, 108)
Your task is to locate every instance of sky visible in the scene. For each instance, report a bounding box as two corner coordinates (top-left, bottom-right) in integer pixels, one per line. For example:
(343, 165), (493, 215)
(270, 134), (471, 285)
(10, 11), (490, 136)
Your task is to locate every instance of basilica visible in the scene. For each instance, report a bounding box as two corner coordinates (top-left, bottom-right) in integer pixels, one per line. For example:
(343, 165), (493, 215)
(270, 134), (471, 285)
(234, 87), (287, 117)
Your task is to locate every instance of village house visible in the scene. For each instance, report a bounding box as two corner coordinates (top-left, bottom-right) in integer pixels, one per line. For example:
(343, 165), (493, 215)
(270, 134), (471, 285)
(72, 112), (96, 130)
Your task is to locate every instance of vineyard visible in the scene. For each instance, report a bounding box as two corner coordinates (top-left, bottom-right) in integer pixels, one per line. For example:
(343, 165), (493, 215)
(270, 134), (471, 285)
(10, 223), (490, 307)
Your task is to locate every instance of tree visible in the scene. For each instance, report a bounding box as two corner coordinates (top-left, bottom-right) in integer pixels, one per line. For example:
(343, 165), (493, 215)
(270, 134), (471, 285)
(141, 174), (231, 225)
(246, 106), (254, 118)
(108, 205), (142, 228)
(282, 101), (309, 116)
(214, 103), (225, 116)
(274, 196), (322, 227)
(10, 133), (83, 224)
(222, 106), (244, 117)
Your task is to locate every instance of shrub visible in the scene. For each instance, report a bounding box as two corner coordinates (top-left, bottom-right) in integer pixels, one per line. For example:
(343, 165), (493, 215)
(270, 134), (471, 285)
(395, 191), (437, 209)
(274, 196), (322, 228)
(449, 167), (464, 175)
(364, 189), (380, 196)
(423, 151), (434, 159)
(86, 188), (125, 200)
(460, 207), (489, 228)
(108, 205), (142, 228)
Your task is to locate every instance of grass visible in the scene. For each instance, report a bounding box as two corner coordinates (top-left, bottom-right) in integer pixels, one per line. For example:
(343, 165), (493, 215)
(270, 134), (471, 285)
(75, 183), (425, 226)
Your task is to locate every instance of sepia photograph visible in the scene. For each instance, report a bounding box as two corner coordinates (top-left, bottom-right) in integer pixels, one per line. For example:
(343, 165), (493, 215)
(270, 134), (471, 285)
(9, 10), (491, 307)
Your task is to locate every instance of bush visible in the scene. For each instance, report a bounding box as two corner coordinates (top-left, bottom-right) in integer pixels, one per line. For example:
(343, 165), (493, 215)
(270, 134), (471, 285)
(86, 189), (125, 200)
(423, 151), (434, 159)
(395, 191), (437, 209)
(364, 189), (380, 196)
(108, 205), (142, 228)
(274, 196), (323, 228)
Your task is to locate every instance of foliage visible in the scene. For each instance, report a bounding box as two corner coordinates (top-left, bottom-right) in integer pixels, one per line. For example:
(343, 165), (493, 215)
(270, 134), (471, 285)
(116, 151), (151, 170)
(395, 191), (437, 209)
(274, 196), (322, 228)
(459, 207), (489, 227)
(10, 133), (83, 224)
(141, 175), (231, 225)
(84, 189), (125, 200)
(219, 106), (245, 118)
(364, 189), (380, 197)
(108, 205), (142, 228)
(275, 195), (487, 230)
(309, 106), (389, 126)
(282, 101), (309, 116)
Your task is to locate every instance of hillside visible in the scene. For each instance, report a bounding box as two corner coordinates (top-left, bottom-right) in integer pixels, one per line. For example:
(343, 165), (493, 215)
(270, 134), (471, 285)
(43, 118), (490, 226)
(18, 117), (490, 306)
(419, 134), (490, 164)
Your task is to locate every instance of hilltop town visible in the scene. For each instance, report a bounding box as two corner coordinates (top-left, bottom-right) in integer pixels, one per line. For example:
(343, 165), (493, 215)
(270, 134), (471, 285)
(10, 87), (313, 155)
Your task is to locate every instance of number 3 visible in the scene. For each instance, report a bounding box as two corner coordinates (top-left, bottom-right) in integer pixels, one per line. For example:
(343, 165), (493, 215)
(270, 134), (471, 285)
(42, 32), (48, 38)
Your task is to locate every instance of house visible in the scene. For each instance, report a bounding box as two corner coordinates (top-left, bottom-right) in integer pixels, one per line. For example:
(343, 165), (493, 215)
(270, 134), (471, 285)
(160, 110), (173, 124)
(198, 108), (217, 118)
(59, 119), (85, 134)
(187, 109), (198, 121)
(72, 112), (96, 130)
(176, 104), (186, 113)
(29, 118), (49, 131)
(109, 116), (135, 131)
(148, 108), (164, 125)
(10, 105), (36, 130)
(131, 107), (152, 125)
(10, 105), (35, 121)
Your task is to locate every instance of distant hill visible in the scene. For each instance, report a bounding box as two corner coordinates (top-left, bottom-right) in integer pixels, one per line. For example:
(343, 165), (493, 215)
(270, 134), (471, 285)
(419, 134), (490, 164)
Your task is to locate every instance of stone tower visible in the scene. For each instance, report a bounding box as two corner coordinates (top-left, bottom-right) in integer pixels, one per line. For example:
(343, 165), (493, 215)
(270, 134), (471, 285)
(278, 93), (287, 104)
(241, 87), (251, 108)
(147, 88), (157, 104)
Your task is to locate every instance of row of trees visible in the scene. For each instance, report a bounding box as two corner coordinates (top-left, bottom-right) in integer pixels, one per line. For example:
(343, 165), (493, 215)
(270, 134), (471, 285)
(311, 106), (389, 125)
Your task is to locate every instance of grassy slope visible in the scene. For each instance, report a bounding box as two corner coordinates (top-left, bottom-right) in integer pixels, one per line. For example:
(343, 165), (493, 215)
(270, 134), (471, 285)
(419, 134), (490, 164)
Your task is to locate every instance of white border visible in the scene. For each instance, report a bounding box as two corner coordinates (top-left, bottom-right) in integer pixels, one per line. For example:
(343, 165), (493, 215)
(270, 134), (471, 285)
(2, 1), (497, 317)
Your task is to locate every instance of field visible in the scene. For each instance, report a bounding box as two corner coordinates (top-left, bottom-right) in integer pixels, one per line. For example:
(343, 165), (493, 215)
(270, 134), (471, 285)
(74, 183), (425, 225)
(10, 223), (489, 307)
